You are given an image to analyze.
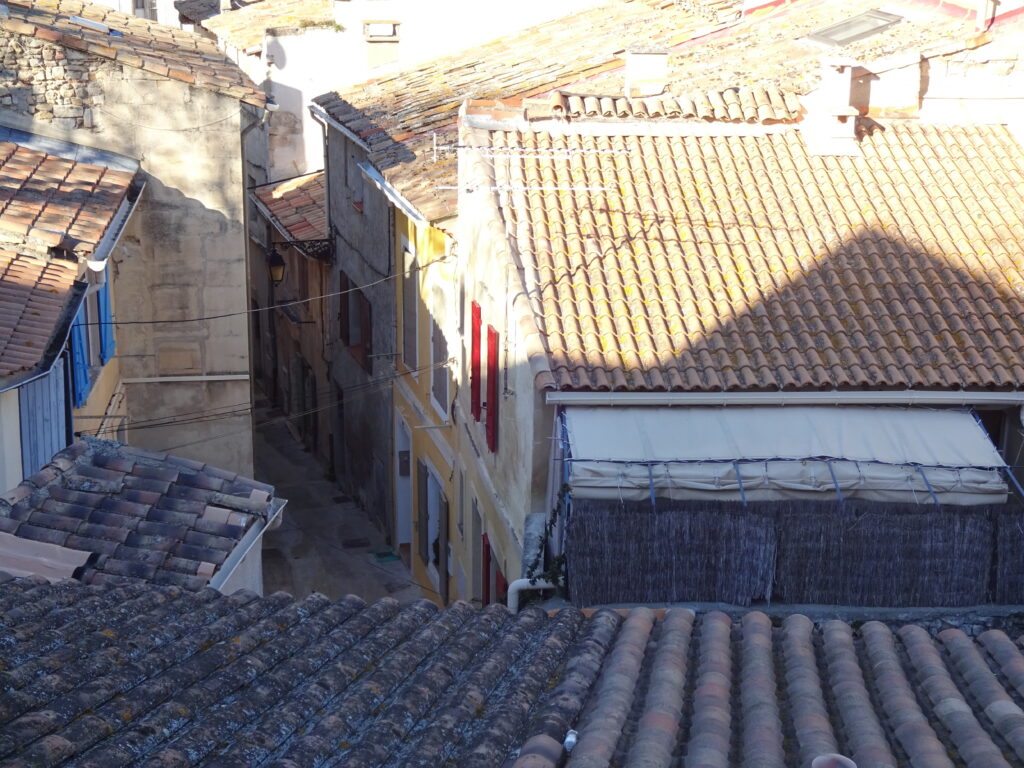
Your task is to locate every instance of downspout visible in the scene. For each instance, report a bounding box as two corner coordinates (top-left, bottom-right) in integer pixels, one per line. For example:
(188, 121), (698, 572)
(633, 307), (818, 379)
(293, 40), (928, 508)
(507, 577), (558, 613)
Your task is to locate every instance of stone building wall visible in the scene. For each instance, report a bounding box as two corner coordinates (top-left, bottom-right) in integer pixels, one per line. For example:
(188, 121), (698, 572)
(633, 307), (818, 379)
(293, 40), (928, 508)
(0, 28), (263, 475)
(0, 35), (101, 130)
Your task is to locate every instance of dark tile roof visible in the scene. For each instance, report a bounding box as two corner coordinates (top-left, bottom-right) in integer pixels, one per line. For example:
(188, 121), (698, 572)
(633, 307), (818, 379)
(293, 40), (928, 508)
(2, 575), (1023, 767)
(0, 437), (276, 590)
(2, 0), (265, 107)
(482, 119), (1024, 393)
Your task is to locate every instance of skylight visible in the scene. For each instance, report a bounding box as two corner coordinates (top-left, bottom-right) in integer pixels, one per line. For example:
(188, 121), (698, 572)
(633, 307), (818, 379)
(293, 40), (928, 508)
(806, 9), (902, 47)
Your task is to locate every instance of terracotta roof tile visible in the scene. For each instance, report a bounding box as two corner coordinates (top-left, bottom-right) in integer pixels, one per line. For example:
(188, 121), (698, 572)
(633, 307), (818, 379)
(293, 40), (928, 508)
(174, 0), (261, 24)
(252, 171), (327, 243)
(1, 580), (1023, 767)
(0, 250), (79, 380)
(314, 0), (979, 223)
(202, 0), (330, 51)
(484, 120), (1024, 392)
(0, 142), (134, 256)
(2, 0), (265, 106)
(0, 437), (277, 589)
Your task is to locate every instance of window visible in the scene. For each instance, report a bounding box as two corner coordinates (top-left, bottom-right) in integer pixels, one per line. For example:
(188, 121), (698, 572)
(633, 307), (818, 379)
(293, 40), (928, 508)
(431, 317), (449, 415)
(339, 272), (372, 371)
(485, 325), (499, 452)
(416, 459), (449, 597)
(807, 9), (901, 46)
(470, 301), (481, 420)
(70, 273), (115, 408)
(402, 248), (417, 370)
(346, 148), (364, 212)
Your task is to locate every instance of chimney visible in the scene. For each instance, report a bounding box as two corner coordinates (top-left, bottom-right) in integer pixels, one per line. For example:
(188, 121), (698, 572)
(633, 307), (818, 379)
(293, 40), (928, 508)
(802, 59), (861, 157)
(219, 0), (231, 11)
(623, 48), (669, 98)
(333, 0), (350, 28)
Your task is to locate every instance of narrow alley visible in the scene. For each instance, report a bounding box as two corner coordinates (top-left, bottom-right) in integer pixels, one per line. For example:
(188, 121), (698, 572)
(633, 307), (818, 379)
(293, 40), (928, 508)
(252, 396), (424, 604)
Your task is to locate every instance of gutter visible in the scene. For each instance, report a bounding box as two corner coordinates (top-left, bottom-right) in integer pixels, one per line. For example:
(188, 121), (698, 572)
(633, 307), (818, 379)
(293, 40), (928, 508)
(86, 179), (145, 270)
(307, 103), (429, 225)
(358, 162), (428, 225)
(545, 390), (1024, 407)
(309, 102), (371, 153)
(122, 374), (250, 384)
(210, 496), (286, 592)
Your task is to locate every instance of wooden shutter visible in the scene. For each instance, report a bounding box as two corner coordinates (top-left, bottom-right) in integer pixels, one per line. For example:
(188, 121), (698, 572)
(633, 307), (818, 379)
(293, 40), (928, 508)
(359, 290), (372, 365)
(486, 325), (499, 452)
(470, 301), (481, 420)
(416, 460), (429, 565)
(70, 307), (90, 408)
(402, 251), (417, 368)
(97, 276), (115, 364)
(439, 493), (449, 603)
(339, 273), (351, 345)
(482, 531), (491, 606)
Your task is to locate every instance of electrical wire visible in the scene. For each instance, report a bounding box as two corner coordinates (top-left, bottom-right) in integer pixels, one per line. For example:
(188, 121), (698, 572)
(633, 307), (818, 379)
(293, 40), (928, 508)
(95, 105), (246, 132)
(88, 359), (450, 439)
(76, 254), (452, 328)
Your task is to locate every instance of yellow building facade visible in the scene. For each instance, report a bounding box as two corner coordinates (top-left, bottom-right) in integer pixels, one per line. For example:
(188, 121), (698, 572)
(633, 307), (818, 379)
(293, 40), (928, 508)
(391, 211), (521, 607)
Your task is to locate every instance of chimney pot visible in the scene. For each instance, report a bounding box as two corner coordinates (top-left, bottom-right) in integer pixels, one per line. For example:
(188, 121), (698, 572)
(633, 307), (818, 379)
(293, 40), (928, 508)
(623, 48), (669, 98)
(803, 58), (861, 156)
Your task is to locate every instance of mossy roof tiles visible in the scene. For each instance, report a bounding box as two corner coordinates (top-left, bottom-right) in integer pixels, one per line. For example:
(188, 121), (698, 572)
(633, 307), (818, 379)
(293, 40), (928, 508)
(2, 579), (1024, 766)
(483, 119), (1024, 392)
(0, 437), (276, 590)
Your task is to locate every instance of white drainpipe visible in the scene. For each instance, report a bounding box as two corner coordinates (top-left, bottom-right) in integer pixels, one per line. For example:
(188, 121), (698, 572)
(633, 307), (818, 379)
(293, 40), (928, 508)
(507, 578), (558, 612)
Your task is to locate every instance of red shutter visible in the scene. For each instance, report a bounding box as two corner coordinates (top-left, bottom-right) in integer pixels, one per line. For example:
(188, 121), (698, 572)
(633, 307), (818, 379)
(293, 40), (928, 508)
(470, 301), (481, 421)
(486, 325), (499, 452)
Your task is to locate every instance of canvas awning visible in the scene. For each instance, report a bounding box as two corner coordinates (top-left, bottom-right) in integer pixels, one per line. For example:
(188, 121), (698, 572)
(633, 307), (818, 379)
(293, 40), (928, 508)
(562, 406), (1009, 505)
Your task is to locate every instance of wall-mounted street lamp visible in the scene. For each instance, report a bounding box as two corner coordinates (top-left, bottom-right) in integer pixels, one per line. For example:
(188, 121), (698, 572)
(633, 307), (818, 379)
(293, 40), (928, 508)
(268, 248), (286, 285)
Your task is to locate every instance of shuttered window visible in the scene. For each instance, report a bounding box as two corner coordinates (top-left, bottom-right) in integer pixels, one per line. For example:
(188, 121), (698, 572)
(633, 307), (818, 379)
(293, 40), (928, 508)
(97, 275), (115, 364)
(70, 306), (90, 408)
(486, 325), (499, 452)
(470, 301), (481, 420)
(402, 249), (417, 369)
(339, 271), (373, 371)
(430, 317), (448, 414)
(417, 459), (429, 565)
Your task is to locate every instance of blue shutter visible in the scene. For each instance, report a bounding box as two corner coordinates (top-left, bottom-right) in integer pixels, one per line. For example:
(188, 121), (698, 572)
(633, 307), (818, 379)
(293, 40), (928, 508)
(70, 306), (90, 408)
(97, 275), (115, 364)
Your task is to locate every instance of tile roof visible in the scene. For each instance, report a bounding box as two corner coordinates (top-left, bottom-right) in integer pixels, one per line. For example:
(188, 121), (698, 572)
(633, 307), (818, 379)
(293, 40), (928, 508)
(2, 578), (1024, 768)
(0, 141), (135, 256)
(484, 120), (1024, 393)
(252, 171), (327, 243)
(0, 250), (80, 384)
(1, 0), (265, 106)
(313, 0), (979, 223)
(524, 84), (802, 123)
(174, 0), (261, 24)
(314, 0), (727, 222)
(202, 0), (331, 52)
(0, 437), (277, 590)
